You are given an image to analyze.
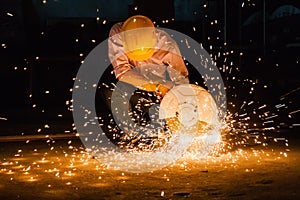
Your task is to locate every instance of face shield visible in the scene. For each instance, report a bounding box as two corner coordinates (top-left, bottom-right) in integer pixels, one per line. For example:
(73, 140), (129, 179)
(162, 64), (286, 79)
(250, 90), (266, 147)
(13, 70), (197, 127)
(121, 15), (156, 61)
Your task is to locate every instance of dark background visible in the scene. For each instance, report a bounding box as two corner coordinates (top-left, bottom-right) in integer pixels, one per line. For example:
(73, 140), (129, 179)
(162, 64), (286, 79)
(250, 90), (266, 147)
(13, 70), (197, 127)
(0, 0), (299, 135)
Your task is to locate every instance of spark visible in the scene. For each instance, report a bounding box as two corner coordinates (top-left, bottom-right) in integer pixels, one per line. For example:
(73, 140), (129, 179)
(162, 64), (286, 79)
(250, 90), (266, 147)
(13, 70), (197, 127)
(279, 86), (300, 100)
(289, 110), (300, 115)
(275, 104), (285, 109)
(265, 115), (278, 120)
(258, 105), (266, 110)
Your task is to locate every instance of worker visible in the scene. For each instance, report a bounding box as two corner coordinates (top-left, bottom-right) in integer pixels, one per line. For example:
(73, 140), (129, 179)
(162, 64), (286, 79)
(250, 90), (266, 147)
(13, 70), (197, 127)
(108, 15), (189, 94)
(98, 15), (189, 148)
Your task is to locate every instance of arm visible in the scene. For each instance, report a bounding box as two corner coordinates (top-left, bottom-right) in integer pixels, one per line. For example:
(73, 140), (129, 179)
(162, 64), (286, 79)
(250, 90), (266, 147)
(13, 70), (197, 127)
(156, 30), (190, 85)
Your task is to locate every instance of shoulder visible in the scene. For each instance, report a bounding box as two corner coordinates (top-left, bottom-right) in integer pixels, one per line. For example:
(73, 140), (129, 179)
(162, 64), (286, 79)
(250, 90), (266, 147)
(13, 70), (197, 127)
(156, 29), (171, 40)
(109, 22), (123, 37)
(156, 29), (177, 46)
(155, 28), (180, 53)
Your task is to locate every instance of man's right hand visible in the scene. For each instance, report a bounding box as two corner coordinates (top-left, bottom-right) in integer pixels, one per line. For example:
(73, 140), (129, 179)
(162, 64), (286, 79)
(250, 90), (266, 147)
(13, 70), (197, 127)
(141, 82), (174, 98)
(155, 84), (170, 98)
(141, 83), (157, 92)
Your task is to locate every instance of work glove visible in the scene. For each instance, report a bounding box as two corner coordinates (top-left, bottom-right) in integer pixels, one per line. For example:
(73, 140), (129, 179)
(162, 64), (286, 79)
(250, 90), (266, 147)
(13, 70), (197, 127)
(141, 81), (174, 100)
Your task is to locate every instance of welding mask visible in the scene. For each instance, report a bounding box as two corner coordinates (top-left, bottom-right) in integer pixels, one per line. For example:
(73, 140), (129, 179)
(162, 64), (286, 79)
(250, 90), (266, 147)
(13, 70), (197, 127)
(121, 15), (156, 61)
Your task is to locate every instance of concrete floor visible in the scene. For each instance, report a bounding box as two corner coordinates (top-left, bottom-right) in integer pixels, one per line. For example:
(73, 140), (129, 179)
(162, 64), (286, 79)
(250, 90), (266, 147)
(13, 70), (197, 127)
(0, 135), (299, 200)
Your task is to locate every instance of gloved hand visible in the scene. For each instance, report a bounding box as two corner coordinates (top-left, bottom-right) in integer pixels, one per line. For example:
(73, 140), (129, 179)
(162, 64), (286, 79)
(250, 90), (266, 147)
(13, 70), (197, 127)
(141, 81), (174, 99)
(155, 84), (170, 98)
(140, 83), (157, 92)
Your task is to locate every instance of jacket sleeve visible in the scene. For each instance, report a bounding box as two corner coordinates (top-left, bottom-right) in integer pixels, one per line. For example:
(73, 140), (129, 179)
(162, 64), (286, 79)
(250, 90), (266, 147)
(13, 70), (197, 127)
(108, 23), (133, 79)
(167, 47), (189, 84)
(158, 30), (189, 84)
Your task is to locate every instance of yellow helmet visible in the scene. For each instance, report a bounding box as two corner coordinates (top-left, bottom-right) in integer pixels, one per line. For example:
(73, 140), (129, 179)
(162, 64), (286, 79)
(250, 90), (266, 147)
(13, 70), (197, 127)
(121, 15), (156, 61)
